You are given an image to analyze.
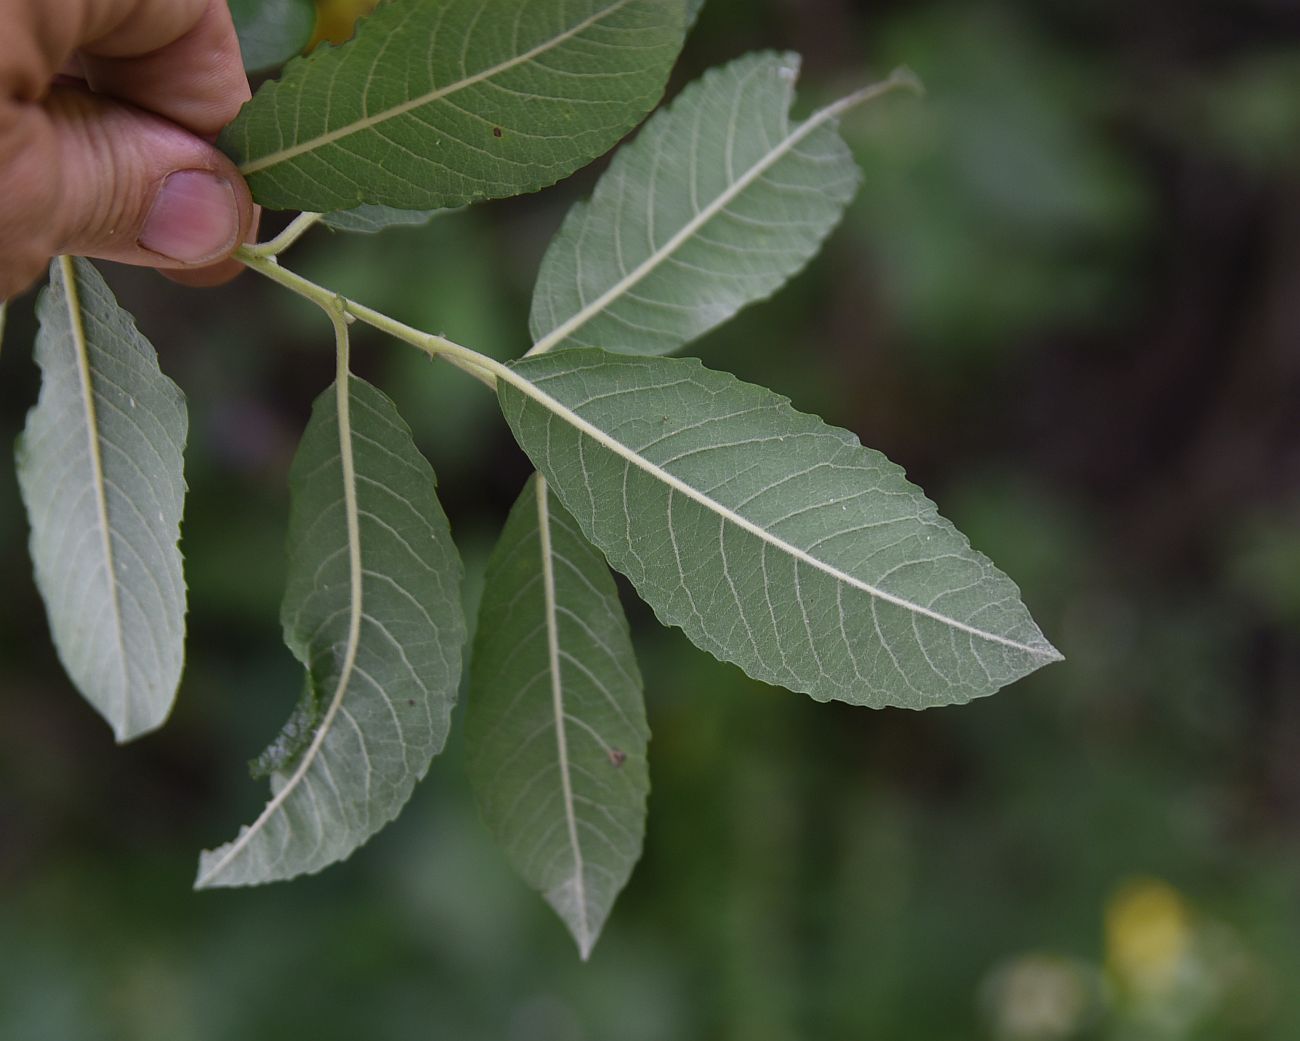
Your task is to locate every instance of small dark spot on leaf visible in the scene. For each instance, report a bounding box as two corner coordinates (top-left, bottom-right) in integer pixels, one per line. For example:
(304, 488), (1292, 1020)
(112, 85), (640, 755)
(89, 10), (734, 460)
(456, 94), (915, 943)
(608, 748), (627, 768)
(492, 126), (503, 138)
(407, 700), (416, 707)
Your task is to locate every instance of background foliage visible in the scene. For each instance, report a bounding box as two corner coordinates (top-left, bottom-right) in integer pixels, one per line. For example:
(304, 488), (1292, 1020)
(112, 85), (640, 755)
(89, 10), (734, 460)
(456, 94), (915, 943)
(2, 0), (1299, 1038)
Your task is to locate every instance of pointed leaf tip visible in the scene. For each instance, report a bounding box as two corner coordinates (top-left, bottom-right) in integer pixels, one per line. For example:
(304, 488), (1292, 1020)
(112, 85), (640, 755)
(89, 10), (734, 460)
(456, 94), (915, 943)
(886, 65), (925, 98)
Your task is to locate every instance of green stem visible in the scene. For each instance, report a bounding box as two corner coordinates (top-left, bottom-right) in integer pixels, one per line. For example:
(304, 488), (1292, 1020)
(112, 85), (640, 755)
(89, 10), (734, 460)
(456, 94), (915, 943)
(237, 246), (502, 389)
(328, 295), (351, 381)
(244, 212), (325, 259)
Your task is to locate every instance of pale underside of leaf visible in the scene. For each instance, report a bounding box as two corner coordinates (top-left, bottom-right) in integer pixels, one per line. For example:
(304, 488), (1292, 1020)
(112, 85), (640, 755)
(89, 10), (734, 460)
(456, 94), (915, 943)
(498, 350), (1061, 709)
(320, 204), (450, 234)
(221, 0), (688, 211)
(196, 375), (465, 887)
(467, 474), (648, 958)
(15, 258), (187, 742)
(529, 54), (916, 357)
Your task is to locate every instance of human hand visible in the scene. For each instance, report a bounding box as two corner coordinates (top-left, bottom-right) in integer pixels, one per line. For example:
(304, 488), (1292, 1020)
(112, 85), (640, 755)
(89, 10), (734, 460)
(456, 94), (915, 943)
(0, 0), (258, 300)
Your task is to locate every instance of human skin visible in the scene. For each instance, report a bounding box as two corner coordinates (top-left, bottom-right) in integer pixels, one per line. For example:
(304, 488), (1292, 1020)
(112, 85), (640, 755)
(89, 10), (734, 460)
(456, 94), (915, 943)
(0, 0), (257, 300)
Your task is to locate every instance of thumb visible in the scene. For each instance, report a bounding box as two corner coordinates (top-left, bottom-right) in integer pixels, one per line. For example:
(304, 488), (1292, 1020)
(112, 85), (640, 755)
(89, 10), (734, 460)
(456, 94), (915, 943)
(0, 85), (255, 297)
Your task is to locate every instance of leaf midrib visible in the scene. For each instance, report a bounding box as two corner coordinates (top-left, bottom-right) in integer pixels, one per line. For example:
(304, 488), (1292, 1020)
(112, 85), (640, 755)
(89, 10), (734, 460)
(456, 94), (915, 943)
(239, 0), (640, 176)
(503, 360), (1057, 659)
(536, 476), (593, 956)
(196, 372), (366, 886)
(62, 257), (131, 729)
(528, 75), (906, 355)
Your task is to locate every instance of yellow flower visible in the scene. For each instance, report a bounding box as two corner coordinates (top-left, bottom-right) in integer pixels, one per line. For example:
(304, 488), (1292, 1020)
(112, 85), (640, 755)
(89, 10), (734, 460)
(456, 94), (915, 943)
(310, 0), (381, 50)
(1105, 877), (1191, 996)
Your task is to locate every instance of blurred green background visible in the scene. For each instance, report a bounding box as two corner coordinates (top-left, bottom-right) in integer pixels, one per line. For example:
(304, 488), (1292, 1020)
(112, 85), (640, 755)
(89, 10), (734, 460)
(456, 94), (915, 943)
(3, 0), (1300, 1038)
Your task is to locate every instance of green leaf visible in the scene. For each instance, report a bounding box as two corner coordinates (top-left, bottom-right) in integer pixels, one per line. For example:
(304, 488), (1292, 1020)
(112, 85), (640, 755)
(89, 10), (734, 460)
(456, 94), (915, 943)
(467, 475), (648, 959)
(221, 0), (689, 212)
(196, 375), (465, 887)
(529, 55), (915, 356)
(320, 204), (450, 235)
(15, 258), (188, 742)
(498, 350), (1061, 708)
(228, 0), (316, 74)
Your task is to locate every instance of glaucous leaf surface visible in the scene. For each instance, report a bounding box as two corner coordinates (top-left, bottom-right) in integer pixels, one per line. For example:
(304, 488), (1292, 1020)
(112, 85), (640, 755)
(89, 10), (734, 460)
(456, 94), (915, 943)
(220, 0), (688, 212)
(229, 0), (316, 73)
(320, 204), (448, 234)
(530, 54), (912, 356)
(467, 475), (648, 959)
(196, 376), (464, 887)
(499, 350), (1062, 708)
(15, 258), (187, 742)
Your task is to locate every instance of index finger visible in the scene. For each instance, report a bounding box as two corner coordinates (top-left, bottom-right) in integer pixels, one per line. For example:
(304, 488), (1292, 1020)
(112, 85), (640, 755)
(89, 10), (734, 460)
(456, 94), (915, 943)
(4, 0), (250, 136)
(81, 0), (252, 137)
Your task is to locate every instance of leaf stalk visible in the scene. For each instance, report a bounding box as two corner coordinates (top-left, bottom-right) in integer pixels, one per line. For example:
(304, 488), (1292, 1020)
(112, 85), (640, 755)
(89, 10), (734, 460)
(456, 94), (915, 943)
(236, 247), (501, 389)
(244, 212), (325, 258)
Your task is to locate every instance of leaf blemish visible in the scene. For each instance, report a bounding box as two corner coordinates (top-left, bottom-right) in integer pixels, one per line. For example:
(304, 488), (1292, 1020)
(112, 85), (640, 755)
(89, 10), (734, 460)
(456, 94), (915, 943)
(608, 748), (627, 768)
(492, 126), (503, 138)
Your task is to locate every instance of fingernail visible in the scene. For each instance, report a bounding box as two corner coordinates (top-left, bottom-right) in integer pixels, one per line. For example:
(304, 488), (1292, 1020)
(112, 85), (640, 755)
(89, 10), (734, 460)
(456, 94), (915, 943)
(139, 170), (239, 264)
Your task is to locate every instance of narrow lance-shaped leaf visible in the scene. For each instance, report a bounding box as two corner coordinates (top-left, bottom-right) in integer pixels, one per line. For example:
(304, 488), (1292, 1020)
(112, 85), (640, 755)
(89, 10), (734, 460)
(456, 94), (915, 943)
(220, 0), (689, 212)
(529, 54), (917, 356)
(196, 371), (465, 887)
(320, 204), (451, 235)
(467, 475), (648, 959)
(498, 349), (1061, 708)
(228, 0), (316, 74)
(15, 258), (187, 742)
